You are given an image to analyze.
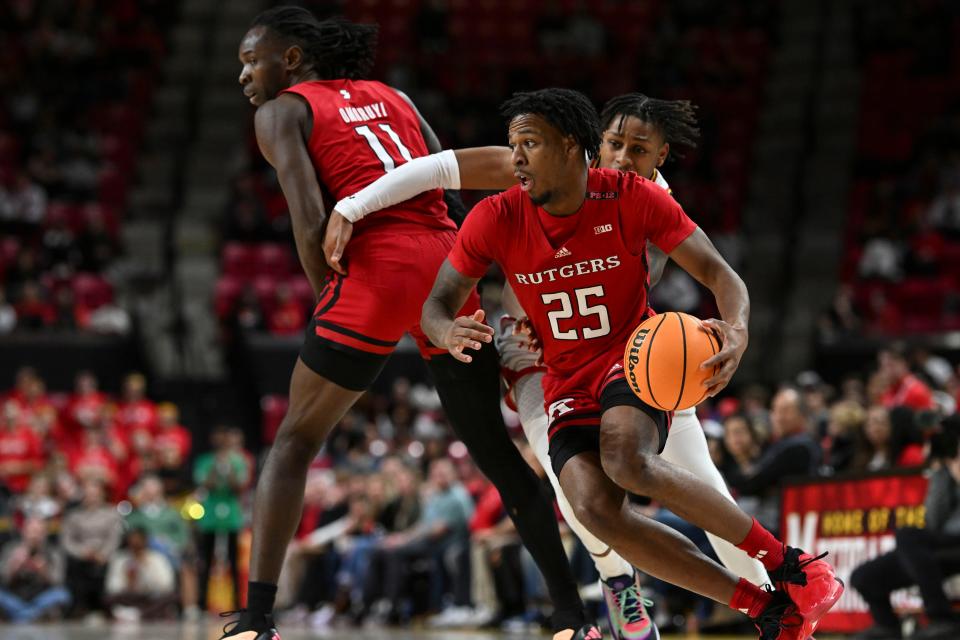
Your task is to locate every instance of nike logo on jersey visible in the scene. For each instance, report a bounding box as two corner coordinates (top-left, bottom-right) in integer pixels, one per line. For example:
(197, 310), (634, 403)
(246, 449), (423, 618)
(554, 247), (572, 258)
(338, 102), (388, 124)
(594, 224), (612, 234)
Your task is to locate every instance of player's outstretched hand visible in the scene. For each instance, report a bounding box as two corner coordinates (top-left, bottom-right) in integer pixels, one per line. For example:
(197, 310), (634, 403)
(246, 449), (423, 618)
(323, 210), (353, 276)
(699, 319), (747, 397)
(443, 309), (494, 363)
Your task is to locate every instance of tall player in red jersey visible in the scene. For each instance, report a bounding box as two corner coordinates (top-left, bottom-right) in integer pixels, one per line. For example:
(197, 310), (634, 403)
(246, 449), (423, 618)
(223, 9), (597, 640)
(420, 89), (843, 640)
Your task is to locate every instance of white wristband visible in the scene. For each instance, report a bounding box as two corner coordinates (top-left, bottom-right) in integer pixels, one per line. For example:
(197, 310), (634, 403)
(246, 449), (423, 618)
(335, 149), (462, 223)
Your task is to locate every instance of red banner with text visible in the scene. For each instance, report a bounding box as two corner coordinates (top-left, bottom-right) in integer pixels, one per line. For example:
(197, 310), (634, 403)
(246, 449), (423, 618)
(780, 472), (928, 633)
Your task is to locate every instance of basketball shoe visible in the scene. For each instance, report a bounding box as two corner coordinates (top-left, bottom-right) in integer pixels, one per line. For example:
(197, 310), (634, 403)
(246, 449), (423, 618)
(768, 547), (845, 638)
(752, 587), (805, 640)
(218, 611), (280, 640)
(602, 571), (658, 640)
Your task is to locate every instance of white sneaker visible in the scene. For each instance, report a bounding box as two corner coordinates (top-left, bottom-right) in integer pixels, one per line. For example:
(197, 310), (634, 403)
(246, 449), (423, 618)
(308, 603), (336, 629)
(112, 606), (141, 623)
(427, 605), (473, 628)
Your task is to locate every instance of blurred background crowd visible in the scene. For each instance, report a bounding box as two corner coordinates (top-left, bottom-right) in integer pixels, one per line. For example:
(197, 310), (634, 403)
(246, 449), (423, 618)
(2, 0), (960, 636)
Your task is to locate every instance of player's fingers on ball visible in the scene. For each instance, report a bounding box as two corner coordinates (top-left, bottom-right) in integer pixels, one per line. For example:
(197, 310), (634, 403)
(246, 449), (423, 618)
(700, 351), (729, 370)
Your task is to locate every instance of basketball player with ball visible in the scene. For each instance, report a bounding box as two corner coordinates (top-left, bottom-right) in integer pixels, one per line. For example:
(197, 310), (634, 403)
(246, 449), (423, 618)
(331, 89), (843, 639)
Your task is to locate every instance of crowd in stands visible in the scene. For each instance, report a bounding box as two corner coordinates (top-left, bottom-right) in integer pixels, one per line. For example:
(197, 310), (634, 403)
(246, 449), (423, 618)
(822, 0), (960, 339)
(0, 348), (958, 630)
(0, 1), (180, 335)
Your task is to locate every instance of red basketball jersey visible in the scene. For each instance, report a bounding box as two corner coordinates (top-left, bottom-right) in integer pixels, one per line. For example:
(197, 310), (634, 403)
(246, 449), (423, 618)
(449, 168), (697, 378)
(281, 80), (455, 235)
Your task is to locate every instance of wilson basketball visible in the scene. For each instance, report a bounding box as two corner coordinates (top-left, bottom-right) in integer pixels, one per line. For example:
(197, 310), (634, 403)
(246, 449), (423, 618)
(623, 312), (721, 411)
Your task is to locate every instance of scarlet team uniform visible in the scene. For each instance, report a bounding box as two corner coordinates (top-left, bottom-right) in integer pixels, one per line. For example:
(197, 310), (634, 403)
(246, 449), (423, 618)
(280, 80), (479, 388)
(449, 168), (696, 474)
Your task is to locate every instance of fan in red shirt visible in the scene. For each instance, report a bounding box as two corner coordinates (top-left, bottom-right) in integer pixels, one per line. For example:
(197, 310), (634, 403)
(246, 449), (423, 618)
(151, 402), (191, 468)
(115, 372), (157, 457)
(422, 88), (841, 640)
(876, 343), (935, 411)
(63, 371), (109, 450)
(0, 401), (45, 493)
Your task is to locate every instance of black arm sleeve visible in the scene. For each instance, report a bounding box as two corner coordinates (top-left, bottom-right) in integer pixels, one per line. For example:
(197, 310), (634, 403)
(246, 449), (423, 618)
(443, 189), (468, 228)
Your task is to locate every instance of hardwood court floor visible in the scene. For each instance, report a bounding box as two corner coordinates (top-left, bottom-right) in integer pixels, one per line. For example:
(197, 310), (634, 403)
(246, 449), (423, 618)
(0, 621), (846, 640)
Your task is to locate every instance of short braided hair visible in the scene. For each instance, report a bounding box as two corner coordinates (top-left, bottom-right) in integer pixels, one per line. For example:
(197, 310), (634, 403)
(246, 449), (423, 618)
(600, 93), (700, 158)
(251, 6), (378, 80)
(500, 88), (601, 160)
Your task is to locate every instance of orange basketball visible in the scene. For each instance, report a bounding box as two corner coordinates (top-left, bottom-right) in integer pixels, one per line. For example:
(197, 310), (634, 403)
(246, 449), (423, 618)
(623, 312), (721, 411)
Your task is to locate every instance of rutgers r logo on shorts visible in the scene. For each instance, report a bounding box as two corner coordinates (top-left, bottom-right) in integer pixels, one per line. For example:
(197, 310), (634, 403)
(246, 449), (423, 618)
(548, 398), (576, 422)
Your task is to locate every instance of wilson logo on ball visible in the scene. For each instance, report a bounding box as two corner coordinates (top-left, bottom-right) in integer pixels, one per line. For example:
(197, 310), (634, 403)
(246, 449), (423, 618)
(622, 312), (721, 411)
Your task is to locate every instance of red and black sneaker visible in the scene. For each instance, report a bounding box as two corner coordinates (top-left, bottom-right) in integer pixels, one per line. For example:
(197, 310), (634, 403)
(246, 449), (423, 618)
(768, 547), (845, 638)
(219, 610), (280, 640)
(752, 588), (805, 640)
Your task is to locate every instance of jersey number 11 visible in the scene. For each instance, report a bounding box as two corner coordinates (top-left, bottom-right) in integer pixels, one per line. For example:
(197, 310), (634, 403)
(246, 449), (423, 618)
(354, 124), (414, 172)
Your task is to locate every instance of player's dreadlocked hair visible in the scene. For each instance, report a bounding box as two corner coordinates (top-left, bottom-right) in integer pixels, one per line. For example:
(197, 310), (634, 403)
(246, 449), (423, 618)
(251, 6), (378, 80)
(599, 93), (700, 158)
(500, 88), (601, 160)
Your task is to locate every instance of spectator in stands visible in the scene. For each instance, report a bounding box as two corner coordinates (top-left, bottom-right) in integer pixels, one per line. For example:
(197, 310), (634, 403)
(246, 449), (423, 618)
(152, 403), (192, 494)
(5, 248), (41, 294)
(61, 478), (123, 619)
(51, 288), (83, 330)
(194, 425), (251, 611)
(42, 215), (77, 271)
(0, 517), (70, 623)
(851, 406), (925, 472)
(822, 400), (865, 474)
(724, 388), (821, 534)
(0, 171), (47, 235)
(66, 371), (107, 436)
(14, 281), (54, 329)
(818, 285), (862, 342)
(363, 458), (473, 624)
(912, 347), (954, 390)
(0, 286), (16, 334)
(116, 372), (156, 462)
(858, 235), (904, 281)
(16, 474), (60, 522)
(796, 370), (831, 437)
(232, 286), (267, 333)
(86, 298), (131, 335)
(926, 171), (960, 239)
(0, 401), (44, 494)
(77, 207), (118, 272)
(104, 527), (177, 622)
(851, 424), (960, 640)
(877, 343), (935, 411)
(267, 283), (306, 336)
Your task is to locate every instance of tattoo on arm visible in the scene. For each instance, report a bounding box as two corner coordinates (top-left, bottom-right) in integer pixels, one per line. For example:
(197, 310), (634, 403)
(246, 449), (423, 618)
(421, 260), (481, 345)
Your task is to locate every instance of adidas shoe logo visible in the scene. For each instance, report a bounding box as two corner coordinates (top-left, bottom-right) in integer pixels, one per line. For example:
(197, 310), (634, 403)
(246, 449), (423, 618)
(554, 247), (572, 258)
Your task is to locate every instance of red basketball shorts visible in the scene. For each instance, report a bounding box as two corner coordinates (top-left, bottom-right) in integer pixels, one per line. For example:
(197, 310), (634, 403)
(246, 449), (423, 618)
(300, 227), (481, 390)
(542, 347), (670, 476)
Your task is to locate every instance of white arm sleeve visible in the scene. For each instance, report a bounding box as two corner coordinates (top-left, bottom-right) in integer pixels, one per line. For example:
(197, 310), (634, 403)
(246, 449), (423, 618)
(335, 149), (461, 223)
